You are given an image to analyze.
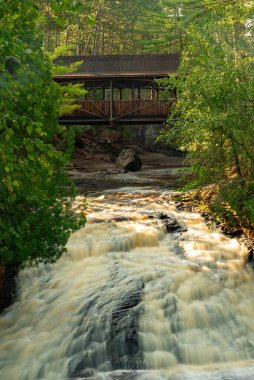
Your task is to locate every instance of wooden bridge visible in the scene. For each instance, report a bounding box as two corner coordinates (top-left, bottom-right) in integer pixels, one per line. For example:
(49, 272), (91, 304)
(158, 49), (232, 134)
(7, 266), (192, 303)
(53, 54), (180, 125)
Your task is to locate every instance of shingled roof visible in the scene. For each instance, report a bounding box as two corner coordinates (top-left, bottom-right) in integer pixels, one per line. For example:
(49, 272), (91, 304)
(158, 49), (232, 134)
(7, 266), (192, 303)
(53, 54), (180, 79)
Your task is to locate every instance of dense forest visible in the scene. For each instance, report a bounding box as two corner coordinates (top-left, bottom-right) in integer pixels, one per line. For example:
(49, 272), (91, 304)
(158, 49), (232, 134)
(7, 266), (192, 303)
(39, 0), (214, 55)
(1, 0), (254, 267)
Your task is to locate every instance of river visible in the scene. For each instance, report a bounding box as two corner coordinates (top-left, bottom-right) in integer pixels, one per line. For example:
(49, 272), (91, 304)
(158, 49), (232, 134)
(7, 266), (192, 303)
(1, 184), (254, 380)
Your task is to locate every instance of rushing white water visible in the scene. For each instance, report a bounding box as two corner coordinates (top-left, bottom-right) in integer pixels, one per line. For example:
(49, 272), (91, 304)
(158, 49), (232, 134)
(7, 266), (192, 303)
(1, 189), (254, 380)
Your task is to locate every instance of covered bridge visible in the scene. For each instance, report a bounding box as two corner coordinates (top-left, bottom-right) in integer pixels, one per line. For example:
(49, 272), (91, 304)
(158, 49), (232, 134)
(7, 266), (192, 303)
(53, 54), (180, 125)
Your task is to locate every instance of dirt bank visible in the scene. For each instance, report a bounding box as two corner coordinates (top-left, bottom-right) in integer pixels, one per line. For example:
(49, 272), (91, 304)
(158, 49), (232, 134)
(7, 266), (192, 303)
(68, 128), (188, 191)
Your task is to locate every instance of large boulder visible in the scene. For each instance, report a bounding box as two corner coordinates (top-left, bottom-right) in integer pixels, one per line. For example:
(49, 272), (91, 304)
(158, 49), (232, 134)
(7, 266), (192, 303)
(116, 148), (142, 172)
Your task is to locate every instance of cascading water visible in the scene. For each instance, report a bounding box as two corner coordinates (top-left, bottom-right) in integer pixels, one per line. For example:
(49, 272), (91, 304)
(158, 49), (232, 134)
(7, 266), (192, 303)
(1, 189), (254, 380)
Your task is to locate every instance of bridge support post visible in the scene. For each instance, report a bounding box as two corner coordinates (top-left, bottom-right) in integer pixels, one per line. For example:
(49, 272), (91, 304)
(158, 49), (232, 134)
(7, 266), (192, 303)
(110, 79), (113, 125)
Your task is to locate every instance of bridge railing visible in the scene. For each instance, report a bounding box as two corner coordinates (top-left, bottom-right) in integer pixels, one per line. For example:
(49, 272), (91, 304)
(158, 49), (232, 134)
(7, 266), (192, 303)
(64, 100), (171, 120)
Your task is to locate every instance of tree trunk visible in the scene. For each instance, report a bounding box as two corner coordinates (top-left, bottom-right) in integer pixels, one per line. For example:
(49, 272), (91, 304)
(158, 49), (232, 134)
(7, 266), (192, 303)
(46, 26), (51, 51)
(230, 135), (243, 179)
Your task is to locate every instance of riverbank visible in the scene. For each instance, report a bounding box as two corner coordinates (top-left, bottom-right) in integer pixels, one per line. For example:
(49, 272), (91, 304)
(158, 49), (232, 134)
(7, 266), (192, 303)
(172, 185), (254, 262)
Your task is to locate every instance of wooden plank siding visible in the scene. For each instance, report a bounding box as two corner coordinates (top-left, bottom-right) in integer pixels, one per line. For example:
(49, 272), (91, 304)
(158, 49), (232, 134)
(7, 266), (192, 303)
(53, 54), (180, 79)
(66, 100), (171, 120)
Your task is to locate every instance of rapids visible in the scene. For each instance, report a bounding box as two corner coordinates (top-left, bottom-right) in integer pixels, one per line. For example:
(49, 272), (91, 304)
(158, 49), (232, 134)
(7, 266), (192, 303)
(1, 188), (254, 380)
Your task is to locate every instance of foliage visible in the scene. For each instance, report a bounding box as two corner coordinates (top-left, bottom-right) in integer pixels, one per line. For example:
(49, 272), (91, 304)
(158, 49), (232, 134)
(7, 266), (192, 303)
(216, 181), (254, 228)
(0, 0), (86, 267)
(48, 46), (88, 116)
(142, 0), (207, 53)
(160, 0), (254, 227)
(38, 0), (160, 55)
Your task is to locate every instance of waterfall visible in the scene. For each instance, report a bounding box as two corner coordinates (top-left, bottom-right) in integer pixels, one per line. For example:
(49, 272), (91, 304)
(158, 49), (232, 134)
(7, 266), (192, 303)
(1, 190), (254, 380)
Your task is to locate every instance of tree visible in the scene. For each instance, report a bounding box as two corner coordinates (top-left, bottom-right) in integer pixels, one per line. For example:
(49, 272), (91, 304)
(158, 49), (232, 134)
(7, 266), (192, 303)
(0, 0), (86, 267)
(38, 0), (161, 55)
(160, 0), (254, 226)
(141, 0), (207, 53)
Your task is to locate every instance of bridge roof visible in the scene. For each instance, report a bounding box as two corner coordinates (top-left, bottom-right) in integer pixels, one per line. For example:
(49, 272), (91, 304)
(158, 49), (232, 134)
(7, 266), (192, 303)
(53, 54), (180, 79)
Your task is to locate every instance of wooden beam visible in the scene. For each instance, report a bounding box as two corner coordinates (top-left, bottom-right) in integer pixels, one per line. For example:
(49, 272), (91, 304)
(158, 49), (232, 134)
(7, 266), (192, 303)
(110, 79), (113, 123)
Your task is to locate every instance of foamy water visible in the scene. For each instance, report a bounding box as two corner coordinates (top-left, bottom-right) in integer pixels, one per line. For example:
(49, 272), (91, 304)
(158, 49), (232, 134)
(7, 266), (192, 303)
(0, 190), (253, 380)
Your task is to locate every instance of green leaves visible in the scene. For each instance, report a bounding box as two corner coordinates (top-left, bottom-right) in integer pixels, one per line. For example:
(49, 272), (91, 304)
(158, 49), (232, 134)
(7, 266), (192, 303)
(87, 14), (96, 27)
(0, 0), (86, 267)
(4, 128), (14, 141)
(26, 125), (33, 135)
(38, 0), (161, 55)
(160, 0), (254, 228)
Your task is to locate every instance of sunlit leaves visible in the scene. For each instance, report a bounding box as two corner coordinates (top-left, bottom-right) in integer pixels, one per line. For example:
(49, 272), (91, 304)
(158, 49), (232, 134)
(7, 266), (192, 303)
(38, 0), (159, 54)
(87, 14), (96, 27)
(0, 0), (86, 267)
(160, 0), (254, 226)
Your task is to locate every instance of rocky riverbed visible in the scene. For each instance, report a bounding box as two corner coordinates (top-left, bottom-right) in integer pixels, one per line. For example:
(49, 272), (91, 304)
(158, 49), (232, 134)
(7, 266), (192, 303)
(68, 126), (187, 191)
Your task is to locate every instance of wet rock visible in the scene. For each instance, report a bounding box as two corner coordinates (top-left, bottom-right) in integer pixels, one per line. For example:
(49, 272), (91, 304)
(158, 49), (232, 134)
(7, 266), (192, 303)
(68, 268), (145, 377)
(116, 149), (142, 172)
(155, 213), (187, 233)
(68, 353), (86, 378)
(175, 202), (185, 211)
(200, 212), (213, 223)
(0, 264), (18, 313)
(174, 245), (185, 257)
(158, 213), (169, 220)
(247, 249), (254, 269)
(68, 359), (95, 378)
(164, 217), (186, 233)
(82, 368), (95, 378)
(147, 212), (187, 234)
(218, 224), (242, 238)
(107, 277), (144, 370)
